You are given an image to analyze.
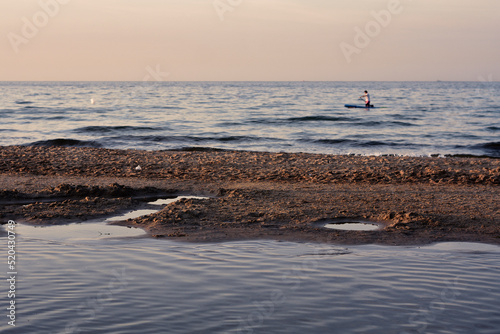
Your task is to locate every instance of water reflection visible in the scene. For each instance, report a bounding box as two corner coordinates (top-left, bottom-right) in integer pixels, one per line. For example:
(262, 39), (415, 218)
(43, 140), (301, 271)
(15, 196), (207, 242)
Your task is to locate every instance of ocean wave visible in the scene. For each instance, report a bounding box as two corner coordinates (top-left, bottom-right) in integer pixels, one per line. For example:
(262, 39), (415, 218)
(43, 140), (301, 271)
(0, 109), (16, 114)
(251, 116), (416, 127)
(26, 93), (52, 97)
(151, 106), (186, 110)
(15, 100), (34, 105)
(216, 121), (243, 127)
(27, 138), (103, 148)
(287, 116), (359, 122)
(216, 135), (260, 142)
(248, 115), (360, 125)
(74, 125), (163, 134)
(308, 138), (418, 148)
(310, 139), (354, 145)
(358, 140), (413, 147)
(475, 142), (500, 154)
(389, 121), (416, 127)
(452, 142), (500, 158)
(352, 120), (417, 127)
(110, 134), (280, 144)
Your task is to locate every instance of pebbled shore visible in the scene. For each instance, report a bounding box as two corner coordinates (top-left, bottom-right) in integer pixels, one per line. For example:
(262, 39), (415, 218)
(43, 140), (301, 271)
(0, 145), (499, 245)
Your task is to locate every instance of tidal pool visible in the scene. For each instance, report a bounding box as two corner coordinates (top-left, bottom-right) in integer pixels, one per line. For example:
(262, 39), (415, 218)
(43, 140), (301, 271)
(14, 196), (207, 242)
(324, 222), (381, 231)
(318, 218), (382, 231)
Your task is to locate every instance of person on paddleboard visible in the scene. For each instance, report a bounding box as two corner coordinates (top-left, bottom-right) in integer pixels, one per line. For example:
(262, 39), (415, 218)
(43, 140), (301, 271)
(360, 90), (371, 107)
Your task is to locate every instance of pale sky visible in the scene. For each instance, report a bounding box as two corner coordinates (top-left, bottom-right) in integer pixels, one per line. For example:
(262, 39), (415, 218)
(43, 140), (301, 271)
(1, 0), (499, 81)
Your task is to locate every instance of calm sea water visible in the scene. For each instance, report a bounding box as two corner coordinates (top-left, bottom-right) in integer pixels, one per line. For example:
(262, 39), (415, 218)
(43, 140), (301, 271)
(1, 81), (499, 156)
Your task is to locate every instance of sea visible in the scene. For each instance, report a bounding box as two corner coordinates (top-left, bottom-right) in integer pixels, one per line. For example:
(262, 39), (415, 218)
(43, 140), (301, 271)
(1, 81), (499, 157)
(2, 82), (500, 333)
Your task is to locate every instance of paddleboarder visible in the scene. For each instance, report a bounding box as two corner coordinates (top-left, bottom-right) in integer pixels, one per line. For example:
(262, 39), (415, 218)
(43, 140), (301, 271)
(360, 90), (371, 107)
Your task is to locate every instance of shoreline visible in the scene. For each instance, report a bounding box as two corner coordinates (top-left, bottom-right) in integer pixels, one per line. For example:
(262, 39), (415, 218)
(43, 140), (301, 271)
(1, 146), (499, 245)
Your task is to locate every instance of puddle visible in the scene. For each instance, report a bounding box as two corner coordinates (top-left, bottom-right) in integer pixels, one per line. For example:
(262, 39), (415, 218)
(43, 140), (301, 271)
(15, 196), (208, 242)
(15, 221), (147, 242)
(148, 196), (206, 206)
(324, 222), (380, 231)
(318, 218), (381, 231)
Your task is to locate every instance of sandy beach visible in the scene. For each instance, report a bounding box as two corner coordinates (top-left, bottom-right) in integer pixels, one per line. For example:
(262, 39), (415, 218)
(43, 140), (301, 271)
(1, 145), (499, 245)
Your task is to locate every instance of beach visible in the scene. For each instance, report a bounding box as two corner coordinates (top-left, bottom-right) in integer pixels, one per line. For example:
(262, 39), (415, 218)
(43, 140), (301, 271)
(3, 2), (500, 330)
(1, 145), (498, 245)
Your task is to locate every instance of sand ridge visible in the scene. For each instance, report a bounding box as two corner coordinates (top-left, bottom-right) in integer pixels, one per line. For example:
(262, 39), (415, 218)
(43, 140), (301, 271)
(0, 146), (499, 245)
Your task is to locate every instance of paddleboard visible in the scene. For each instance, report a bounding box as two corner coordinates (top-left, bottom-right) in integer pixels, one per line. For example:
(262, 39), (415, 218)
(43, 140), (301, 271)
(344, 104), (386, 109)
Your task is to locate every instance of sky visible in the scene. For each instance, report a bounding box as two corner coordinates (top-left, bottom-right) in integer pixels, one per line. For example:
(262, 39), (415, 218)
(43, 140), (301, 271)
(1, 0), (499, 81)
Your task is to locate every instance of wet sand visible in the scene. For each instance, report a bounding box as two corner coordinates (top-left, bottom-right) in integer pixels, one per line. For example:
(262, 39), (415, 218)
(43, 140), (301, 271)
(1, 146), (499, 245)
